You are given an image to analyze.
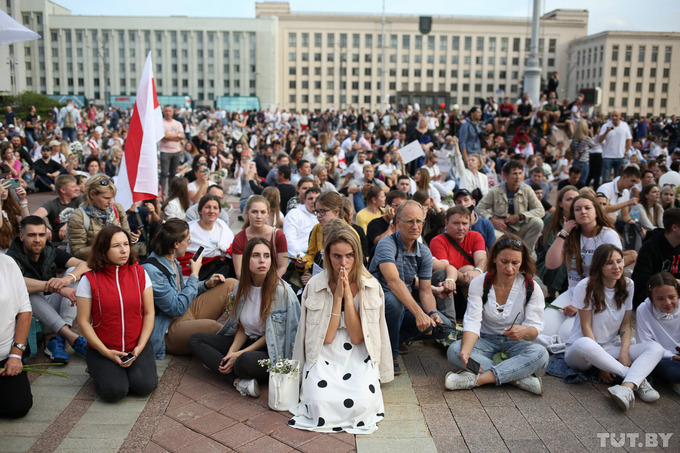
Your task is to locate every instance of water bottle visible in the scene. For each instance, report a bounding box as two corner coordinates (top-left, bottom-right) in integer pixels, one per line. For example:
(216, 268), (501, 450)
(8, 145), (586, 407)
(630, 205), (640, 222)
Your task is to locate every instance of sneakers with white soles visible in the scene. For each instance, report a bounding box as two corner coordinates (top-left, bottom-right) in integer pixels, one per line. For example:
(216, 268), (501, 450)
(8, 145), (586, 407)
(608, 385), (635, 411)
(234, 378), (260, 397)
(635, 379), (660, 402)
(514, 375), (543, 395)
(444, 371), (476, 390)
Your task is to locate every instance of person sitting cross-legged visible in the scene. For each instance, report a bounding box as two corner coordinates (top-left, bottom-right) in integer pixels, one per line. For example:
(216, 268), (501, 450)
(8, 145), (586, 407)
(445, 235), (548, 394)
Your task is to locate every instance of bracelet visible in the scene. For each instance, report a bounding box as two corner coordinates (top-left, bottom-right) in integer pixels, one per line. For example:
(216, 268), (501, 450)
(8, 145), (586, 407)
(331, 312), (341, 317)
(20, 203), (28, 208)
(66, 272), (77, 284)
(559, 229), (569, 238)
(445, 278), (456, 282)
(8, 354), (22, 360)
(428, 310), (438, 316)
(474, 267), (483, 273)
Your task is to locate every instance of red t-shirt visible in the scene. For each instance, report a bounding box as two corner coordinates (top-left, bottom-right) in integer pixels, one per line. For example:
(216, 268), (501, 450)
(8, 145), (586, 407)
(232, 229), (288, 256)
(429, 231), (485, 269)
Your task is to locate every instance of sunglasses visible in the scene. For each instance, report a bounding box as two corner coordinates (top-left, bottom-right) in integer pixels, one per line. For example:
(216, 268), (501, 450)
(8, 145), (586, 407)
(99, 178), (114, 186)
(498, 238), (525, 249)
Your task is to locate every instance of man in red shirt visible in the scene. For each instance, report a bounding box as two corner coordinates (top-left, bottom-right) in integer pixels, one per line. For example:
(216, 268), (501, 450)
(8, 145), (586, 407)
(430, 206), (487, 319)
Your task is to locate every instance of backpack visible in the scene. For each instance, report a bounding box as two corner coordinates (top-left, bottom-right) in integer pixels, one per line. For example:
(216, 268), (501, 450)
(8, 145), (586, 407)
(481, 273), (534, 306)
(66, 205), (119, 254)
(622, 222), (644, 252)
(64, 109), (75, 128)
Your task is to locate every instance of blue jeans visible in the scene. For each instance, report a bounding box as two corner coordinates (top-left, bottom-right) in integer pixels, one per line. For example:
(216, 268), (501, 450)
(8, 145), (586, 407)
(447, 333), (548, 385)
(601, 157), (625, 182)
(650, 358), (680, 385)
(571, 160), (589, 186)
(384, 289), (452, 359)
(62, 127), (76, 143)
(353, 192), (365, 211)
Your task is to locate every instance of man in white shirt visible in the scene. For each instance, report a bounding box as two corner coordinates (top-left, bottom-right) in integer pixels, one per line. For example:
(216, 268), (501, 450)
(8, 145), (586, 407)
(283, 187), (320, 258)
(159, 105), (185, 195)
(599, 110), (633, 183)
(341, 130), (357, 156)
(597, 165), (641, 223)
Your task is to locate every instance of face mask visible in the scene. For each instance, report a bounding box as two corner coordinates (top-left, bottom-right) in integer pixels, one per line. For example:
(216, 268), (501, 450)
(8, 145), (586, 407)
(467, 205), (475, 214)
(236, 147), (243, 152)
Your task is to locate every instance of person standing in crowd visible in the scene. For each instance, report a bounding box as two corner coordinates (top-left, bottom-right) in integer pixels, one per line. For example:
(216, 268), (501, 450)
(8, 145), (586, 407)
(76, 226), (157, 403)
(599, 110), (632, 183)
(290, 224), (392, 434)
(159, 105), (185, 196)
(0, 254), (33, 419)
(564, 244), (663, 411)
(445, 235), (548, 394)
(458, 107), (482, 162)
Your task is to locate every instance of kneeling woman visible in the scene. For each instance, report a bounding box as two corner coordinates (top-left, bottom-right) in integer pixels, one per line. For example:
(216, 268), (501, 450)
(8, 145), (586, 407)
(289, 224), (393, 434)
(446, 235), (548, 394)
(188, 237), (300, 397)
(76, 226), (157, 402)
(564, 244), (664, 411)
(635, 272), (680, 395)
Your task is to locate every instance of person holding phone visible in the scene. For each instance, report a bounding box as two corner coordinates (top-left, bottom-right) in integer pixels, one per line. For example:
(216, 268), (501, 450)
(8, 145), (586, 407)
(188, 237), (300, 398)
(76, 226), (157, 403)
(445, 235), (548, 394)
(143, 219), (236, 360)
(1, 178), (30, 253)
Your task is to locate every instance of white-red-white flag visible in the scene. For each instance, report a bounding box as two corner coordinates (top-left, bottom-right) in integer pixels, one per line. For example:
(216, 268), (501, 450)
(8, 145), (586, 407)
(115, 52), (163, 209)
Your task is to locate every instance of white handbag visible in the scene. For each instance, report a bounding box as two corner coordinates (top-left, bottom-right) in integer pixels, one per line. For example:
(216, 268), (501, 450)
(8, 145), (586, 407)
(267, 360), (300, 411)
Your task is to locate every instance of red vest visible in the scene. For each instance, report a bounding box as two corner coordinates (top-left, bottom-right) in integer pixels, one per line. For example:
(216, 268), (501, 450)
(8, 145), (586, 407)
(85, 263), (147, 352)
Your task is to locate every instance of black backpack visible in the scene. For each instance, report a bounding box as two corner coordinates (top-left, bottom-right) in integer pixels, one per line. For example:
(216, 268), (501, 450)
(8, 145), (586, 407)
(481, 273), (534, 306)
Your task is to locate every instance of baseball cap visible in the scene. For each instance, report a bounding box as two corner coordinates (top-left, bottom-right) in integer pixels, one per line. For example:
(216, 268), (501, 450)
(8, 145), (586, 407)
(49, 140), (61, 148)
(454, 188), (472, 200)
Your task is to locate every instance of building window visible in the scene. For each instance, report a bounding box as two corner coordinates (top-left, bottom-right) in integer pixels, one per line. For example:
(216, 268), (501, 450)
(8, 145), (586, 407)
(415, 35), (422, 50)
(289, 67), (296, 75)
(353, 33), (361, 48)
(427, 69), (433, 77)
(610, 67), (617, 77)
(547, 58), (554, 67)
(650, 67), (656, 77)
(648, 98), (654, 108)
(651, 46), (658, 62)
(452, 36), (459, 51)
(475, 83), (482, 92)
(665, 46), (672, 63)
(622, 98), (628, 107)
(624, 67), (630, 77)
(451, 83), (458, 91)
(512, 57), (519, 65)
(663, 68), (670, 78)
(327, 33), (335, 48)
(462, 83), (469, 91)
(476, 37), (483, 51)
(635, 82), (642, 92)
(638, 46), (645, 62)
(609, 97), (615, 107)
(625, 45), (632, 61)
(610, 82), (616, 91)
(634, 98), (641, 107)
(451, 69), (458, 77)
(414, 69), (421, 77)
(637, 67), (643, 77)
(661, 98), (667, 108)
(623, 82), (629, 91)
(662, 83), (668, 93)
(464, 36), (471, 51)
(402, 35), (410, 49)
(612, 45), (619, 61)
(314, 33), (322, 48)
(365, 34), (373, 48)
(289, 81), (296, 89)
(365, 68), (372, 76)
(427, 35), (434, 50)
(288, 52), (296, 61)
(549, 39), (556, 53)
(439, 36), (447, 51)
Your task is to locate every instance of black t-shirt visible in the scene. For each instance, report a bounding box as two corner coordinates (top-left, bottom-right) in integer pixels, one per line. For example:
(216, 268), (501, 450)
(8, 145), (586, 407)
(41, 196), (82, 232)
(506, 188), (517, 215)
(557, 179), (585, 191)
(366, 216), (390, 260)
(24, 113), (37, 131)
(279, 184), (297, 215)
(22, 247), (72, 281)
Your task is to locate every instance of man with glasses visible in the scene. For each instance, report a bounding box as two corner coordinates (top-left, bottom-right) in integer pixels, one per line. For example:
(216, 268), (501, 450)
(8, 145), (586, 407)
(369, 200), (452, 375)
(366, 190), (408, 261)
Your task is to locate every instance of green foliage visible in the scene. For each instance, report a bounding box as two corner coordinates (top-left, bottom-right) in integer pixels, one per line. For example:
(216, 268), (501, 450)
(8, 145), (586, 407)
(1, 91), (62, 118)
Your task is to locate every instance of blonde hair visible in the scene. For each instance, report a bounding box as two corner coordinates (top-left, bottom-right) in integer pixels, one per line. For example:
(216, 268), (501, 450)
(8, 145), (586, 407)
(573, 121), (589, 141)
(83, 174), (117, 206)
(323, 223), (370, 290)
(242, 195), (270, 229)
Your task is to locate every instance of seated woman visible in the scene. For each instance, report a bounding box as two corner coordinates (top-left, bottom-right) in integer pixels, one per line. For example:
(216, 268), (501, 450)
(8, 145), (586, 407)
(67, 174), (140, 260)
(161, 177), (191, 220)
(182, 194), (235, 280)
(355, 185), (385, 234)
(540, 193), (621, 348)
(188, 237), (300, 398)
(290, 224), (393, 434)
(635, 272), (680, 395)
(635, 184), (664, 236)
(446, 235), (548, 394)
(233, 195), (288, 279)
(0, 255), (33, 418)
(564, 244), (664, 411)
(76, 226), (157, 403)
(144, 219), (237, 360)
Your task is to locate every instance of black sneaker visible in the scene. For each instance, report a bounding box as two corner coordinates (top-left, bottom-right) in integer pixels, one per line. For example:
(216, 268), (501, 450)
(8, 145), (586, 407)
(398, 342), (411, 355)
(393, 359), (402, 376)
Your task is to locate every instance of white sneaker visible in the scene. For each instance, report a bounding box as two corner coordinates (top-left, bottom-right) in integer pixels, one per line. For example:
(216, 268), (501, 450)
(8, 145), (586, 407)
(635, 379), (660, 402)
(444, 371), (476, 390)
(608, 385), (635, 411)
(513, 375), (543, 395)
(670, 382), (680, 396)
(234, 378), (260, 397)
(551, 125), (559, 131)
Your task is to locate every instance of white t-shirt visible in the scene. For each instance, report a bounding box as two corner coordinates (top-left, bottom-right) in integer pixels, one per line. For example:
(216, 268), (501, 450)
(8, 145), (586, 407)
(240, 286), (265, 337)
(566, 277), (633, 347)
(76, 270), (153, 298)
(345, 161), (365, 180)
(636, 298), (680, 359)
(377, 162), (396, 176)
(566, 227), (622, 291)
(0, 255), (32, 360)
(422, 164), (440, 179)
(187, 180), (216, 196)
(599, 121), (632, 159)
(187, 219), (235, 258)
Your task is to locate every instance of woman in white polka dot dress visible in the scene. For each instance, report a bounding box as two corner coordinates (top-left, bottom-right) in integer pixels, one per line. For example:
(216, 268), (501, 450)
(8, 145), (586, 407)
(289, 224), (393, 434)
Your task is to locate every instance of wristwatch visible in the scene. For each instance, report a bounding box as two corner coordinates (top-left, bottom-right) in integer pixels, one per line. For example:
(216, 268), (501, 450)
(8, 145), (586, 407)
(519, 214), (526, 223)
(12, 342), (27, 352)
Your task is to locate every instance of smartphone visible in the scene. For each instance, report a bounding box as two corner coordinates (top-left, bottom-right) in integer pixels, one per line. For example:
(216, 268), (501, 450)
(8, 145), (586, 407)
(121, 352), (136, 365)
(192, 245), (205, 262)
(7, 178), (20, 189)
(466, 357), (481, 375)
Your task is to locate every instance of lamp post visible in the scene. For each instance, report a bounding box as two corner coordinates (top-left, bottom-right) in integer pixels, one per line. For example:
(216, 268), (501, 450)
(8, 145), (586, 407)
(522, 0), (542, 104)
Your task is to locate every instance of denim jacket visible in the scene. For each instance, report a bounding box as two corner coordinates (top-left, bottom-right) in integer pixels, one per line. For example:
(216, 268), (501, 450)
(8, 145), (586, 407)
(217, 281), (300, 362)
(143, 252), (207, 359)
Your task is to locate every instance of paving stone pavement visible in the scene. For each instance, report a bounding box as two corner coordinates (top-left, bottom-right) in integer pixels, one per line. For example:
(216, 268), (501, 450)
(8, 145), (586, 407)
(8, 184), (679, 452)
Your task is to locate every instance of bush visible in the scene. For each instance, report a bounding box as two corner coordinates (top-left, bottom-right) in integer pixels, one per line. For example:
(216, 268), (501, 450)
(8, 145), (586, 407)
(1, 91), (62, 119)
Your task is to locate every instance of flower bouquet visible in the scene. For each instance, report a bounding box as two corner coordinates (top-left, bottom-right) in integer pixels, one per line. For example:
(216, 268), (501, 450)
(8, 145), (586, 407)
(258, 358), (300, 411)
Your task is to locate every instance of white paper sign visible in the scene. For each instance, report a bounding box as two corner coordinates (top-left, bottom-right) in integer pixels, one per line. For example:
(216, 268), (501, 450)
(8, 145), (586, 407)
(312, 262), (323, 276)
(397, 140), (426, 165)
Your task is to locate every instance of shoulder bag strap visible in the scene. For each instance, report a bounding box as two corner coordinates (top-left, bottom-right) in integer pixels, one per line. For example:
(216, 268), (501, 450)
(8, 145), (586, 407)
(444, 233), (475, 266)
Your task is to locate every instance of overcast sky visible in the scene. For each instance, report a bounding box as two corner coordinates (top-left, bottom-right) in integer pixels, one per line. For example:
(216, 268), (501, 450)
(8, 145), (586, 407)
(53, 0), (679, 35)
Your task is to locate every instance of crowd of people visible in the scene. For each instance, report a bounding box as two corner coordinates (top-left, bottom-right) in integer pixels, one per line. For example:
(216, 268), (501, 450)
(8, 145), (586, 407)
(1, 95), (680, 429)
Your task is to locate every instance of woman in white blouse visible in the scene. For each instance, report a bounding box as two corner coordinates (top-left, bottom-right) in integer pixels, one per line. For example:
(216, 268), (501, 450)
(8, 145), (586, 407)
(451, 136), (488, 200)
(635, 184), (664, 236)
(445, 235), (548, 394)
(161, 177), (191, 220)
(635, 272), (680, 396)
(564, 244), (664, 411)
